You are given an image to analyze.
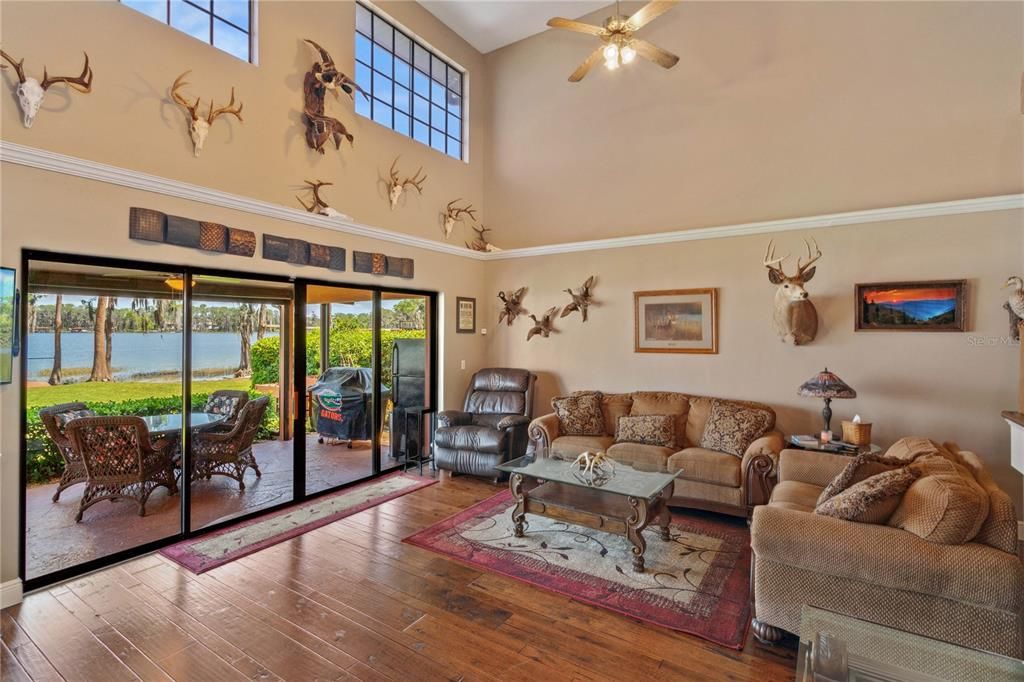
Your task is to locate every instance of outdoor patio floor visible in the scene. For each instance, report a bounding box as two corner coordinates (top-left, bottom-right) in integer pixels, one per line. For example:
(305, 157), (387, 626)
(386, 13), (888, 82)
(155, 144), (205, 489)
(24, 435), (404, 581)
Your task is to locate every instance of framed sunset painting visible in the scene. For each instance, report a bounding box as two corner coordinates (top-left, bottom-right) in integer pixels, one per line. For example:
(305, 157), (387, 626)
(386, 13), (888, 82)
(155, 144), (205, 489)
(634, 289), (718, 353)
(855, 280), (967, 332)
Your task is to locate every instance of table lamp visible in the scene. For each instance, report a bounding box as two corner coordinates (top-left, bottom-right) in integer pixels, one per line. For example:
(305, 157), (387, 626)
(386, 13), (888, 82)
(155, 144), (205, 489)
(798, 368), (857, 434)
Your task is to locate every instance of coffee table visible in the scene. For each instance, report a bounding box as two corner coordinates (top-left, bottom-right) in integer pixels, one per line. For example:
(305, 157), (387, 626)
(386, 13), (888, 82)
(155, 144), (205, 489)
(496, 454), (680, 573)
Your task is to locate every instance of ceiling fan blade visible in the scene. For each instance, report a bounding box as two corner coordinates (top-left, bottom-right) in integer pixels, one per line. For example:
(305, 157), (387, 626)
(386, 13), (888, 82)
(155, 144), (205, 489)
(633, 39), (680, 69)
(547, 17), (607, 37)
(626, 1), (679, 31)
(569, 47), (604, 83)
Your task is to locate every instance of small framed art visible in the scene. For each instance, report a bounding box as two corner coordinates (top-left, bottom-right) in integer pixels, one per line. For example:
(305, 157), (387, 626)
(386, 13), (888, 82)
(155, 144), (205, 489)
(634, 288), (718, 354)
(456, 296), (476, 334)
(855, 280), (967, 332)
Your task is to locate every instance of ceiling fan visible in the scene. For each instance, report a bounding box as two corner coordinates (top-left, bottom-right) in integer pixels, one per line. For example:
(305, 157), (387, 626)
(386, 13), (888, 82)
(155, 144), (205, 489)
(547, 0), (680, 82)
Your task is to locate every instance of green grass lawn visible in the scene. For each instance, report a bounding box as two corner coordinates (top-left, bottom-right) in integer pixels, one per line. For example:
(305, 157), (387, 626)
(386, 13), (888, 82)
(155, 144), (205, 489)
(26, 377), (257, 409)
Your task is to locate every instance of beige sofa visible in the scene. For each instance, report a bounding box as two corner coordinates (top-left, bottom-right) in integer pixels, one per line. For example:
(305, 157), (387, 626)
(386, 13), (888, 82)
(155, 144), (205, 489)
(529, 391), (784, 517)
(750, 445), (1024, 658)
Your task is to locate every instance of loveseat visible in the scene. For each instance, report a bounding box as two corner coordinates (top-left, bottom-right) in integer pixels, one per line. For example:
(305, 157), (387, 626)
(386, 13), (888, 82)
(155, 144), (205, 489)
(529, 391), (784, 517)
(750, 440), (1024, 658)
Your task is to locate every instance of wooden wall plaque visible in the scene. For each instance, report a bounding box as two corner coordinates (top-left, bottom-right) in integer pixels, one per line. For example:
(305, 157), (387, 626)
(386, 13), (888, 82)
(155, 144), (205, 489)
(129, 208), (255, 257)
(352, 251), (414, 279)
(262, 234), (345, 271)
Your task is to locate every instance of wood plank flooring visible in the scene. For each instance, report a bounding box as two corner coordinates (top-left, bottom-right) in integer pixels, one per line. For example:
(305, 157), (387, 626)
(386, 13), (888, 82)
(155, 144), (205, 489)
(2, 476), (797, 681)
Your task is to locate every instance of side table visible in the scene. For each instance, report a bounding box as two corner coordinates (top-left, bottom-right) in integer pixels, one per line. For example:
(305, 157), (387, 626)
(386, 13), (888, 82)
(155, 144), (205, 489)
(788, 440), (882, 457)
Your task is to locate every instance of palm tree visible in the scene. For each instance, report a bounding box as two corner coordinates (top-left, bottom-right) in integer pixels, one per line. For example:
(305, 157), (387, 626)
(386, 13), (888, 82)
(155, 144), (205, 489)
(89, 296), (112, 382)
(48, 294), (63, 385)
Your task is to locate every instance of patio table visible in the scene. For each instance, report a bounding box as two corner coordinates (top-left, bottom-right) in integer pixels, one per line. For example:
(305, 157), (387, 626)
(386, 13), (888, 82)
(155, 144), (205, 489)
(140, 412), (226, 437)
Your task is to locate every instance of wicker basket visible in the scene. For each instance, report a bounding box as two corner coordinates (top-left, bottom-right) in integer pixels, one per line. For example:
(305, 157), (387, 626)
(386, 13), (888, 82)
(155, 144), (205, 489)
(841, 420), (872, 446)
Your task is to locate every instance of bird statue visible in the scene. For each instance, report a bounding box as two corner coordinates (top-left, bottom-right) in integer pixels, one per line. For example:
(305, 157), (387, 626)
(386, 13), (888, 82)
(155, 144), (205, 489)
(527, 307), (560, 340)
(497, 287), (527, 326)
(1004, 275), (1024, 340)
(560, 275), (596, 322)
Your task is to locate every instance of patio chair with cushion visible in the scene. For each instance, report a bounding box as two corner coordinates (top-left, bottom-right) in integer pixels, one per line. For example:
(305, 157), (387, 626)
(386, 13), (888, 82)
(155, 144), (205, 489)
(202, 389), (250, 430)
(64, 416), (179, 522)
(38, 402), (96, 502)
(191, 396), (269, 490)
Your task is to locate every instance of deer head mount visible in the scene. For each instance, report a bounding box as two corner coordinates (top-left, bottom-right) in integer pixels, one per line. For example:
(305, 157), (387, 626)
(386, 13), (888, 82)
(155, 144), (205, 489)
(296, 179), (345, 218)
(302, 39), (364, 154)
(497, 287), (527, 326)
(466, 225), (501, 252)
(1, 49), (93, 128)
(527, 307), (560, 341)
(560, 275), (596, 322)
(763, 238), (822, 345)
(386, 157), (426, 209)
(442, 199), (476, 239)
(171, 71), (243, 157)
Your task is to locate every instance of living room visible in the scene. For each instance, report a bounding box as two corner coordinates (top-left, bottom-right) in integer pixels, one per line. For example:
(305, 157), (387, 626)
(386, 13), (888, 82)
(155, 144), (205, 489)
(1, 1), (1022, 680)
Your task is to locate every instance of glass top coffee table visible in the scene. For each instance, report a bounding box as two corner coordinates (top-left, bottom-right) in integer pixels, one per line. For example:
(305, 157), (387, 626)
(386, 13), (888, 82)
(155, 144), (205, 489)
(797, 605), (1023, 682)
(496, 453), (680, 573)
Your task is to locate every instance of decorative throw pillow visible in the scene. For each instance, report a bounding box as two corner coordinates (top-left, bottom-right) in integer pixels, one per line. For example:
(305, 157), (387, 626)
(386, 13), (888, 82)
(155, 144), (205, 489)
(55, 408), (96, 432)
(205, 394), (241, 418)
(815, 468), (920, 524)
(615, 415), (675, 448)
(888, 456), (990, 544)
(698, 400), (773, 457)
(551, 392), (605, 436)
(816, 453), (913, 506)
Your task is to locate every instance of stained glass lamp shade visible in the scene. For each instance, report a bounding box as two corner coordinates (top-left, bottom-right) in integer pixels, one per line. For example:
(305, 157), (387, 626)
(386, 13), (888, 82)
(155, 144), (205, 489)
(798, 368), (857, 433)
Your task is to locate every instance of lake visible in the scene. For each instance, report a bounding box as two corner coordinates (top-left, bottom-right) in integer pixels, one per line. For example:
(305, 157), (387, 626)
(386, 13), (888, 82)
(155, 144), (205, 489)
(27, 331), (278, 381)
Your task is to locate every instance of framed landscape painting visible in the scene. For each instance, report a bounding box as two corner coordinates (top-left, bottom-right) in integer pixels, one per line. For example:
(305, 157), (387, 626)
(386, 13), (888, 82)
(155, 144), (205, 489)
(0, 267), (16, 384)
(634, 288), (718, 354)
(855, 280), (967, 332)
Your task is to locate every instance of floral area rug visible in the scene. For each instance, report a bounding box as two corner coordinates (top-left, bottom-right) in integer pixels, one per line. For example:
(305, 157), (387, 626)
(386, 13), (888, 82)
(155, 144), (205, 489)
(162, 472), (435, 573)
(404, 489), (751, 648)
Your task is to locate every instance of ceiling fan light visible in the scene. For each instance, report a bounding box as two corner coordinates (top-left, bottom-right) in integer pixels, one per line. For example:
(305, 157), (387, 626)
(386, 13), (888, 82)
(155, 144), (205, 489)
(604, 57), (620, 71)
(603, 43), (619, 61)
(621, 44), (637, 64)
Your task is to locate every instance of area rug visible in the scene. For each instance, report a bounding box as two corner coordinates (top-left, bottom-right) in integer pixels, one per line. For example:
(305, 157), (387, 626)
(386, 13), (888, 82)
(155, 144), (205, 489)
(404, 489), (751, 648)
(162, 472), (435, 573)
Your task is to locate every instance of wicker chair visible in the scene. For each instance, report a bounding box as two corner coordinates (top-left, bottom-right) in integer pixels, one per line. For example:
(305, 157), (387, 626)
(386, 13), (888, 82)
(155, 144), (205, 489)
(64, 416), (179, 522)
(191, 396), (269, 490)
(38, 402), (96, 502)
(202, 390), (250, 430)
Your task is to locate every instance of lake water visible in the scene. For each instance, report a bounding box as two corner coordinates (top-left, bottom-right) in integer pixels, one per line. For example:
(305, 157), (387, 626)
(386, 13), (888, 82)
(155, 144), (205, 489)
(27, 332), (278, 381)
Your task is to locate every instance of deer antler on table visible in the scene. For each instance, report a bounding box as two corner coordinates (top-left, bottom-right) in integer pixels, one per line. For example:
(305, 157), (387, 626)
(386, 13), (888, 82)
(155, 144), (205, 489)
(442, 199), (476, 239)
(386, 157), (427, 209)
(1, 49), (93, 128)
(171, 71), (243, 157)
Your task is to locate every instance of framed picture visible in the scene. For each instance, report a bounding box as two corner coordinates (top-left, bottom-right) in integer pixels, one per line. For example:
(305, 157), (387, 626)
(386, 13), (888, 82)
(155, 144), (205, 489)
(855, 280), (967, 332)
(456, 296), (476, 334)
(0, 267), (16, 384)
(634, 288), (718, 354)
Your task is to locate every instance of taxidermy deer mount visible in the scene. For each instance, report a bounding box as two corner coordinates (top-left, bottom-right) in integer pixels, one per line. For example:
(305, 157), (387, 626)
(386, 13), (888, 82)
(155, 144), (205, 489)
(497, 287), (527, 326)
(386, 157), (426, 209)
(1, 49), (93, 128)
(296, 179), (348, 218)
(171, 71), (243, 157)
(1004, 275), (1024, 341)
(561, 275), (596, 322)
(442, 199), (476, 239)
(467, 225), (501, 252)
(763, 238), (822, 346)
(527, 307), (560, 341)
(302, 39), (365, 154)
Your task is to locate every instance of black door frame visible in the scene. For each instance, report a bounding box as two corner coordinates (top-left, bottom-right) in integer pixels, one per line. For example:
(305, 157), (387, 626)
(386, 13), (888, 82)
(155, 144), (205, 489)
(18, 250), (438, 592)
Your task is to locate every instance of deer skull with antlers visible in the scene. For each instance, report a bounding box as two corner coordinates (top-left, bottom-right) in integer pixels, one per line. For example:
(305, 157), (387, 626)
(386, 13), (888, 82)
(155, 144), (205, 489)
(441, 199), (476, 239)
(171, 71), (243, 157)
(386, 157), (426, 209)
(296, 179), (348, 218)
(763, 238), (822, 346)
(1, 49), (93, 128)
(466, 225), (501, 252)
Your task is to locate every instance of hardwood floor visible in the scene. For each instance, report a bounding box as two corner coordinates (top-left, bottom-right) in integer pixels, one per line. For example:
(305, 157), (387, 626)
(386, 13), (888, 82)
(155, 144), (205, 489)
(2, 476), (797, 681)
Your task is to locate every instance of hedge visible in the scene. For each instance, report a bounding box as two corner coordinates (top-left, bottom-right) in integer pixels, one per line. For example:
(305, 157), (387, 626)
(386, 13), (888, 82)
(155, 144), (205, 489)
(25, 390), (278, 485)
(251, 325), (426, 388)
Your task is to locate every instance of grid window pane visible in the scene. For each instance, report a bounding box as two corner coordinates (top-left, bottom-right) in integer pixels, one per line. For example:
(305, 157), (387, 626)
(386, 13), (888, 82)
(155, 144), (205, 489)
(123, 1), (251, 62)
(353, 2), (464, 160)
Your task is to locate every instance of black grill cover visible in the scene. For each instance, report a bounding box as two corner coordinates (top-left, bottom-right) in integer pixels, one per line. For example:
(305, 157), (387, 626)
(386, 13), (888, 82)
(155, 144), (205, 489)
(309, 368), (391, 441)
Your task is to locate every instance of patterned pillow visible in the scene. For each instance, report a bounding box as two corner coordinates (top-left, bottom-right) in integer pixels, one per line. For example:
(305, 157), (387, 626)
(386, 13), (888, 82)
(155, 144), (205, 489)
(698, 400), (773, 457)
(615, 415), (675, 448)
(551, 392), (605, 436)
(816, 453), (911, 506)
(204, 394), (241, 418)
(815, 468), (920, 524)
(55, 409), (96, 432)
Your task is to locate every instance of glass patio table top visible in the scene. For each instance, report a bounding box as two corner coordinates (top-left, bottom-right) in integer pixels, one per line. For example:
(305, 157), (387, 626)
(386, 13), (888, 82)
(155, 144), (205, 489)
(140, 412), (226, 436)
(497, 453), (679, 500)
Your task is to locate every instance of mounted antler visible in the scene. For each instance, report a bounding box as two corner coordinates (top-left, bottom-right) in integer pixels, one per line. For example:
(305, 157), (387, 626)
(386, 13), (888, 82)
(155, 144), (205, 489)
(466, 225), (501, 252)
(171, 71), (243, 157)
(442, 199), (477, 238)
(296, 179), (342, 217)
(763, 237), (823, 345)
(386, 157), (427, 209)
(2, 49), (93, 128)
(796, 237), (822, 277)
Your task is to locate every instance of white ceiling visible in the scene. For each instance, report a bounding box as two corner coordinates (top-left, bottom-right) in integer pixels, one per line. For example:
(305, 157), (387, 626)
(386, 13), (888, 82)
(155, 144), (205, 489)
(419, 1), (609, 53)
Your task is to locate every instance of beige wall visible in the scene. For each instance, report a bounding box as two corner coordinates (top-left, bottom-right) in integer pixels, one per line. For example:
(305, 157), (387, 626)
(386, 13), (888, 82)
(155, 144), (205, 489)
(483, 210), (1024, 515)
(483, 1), (1024, 248)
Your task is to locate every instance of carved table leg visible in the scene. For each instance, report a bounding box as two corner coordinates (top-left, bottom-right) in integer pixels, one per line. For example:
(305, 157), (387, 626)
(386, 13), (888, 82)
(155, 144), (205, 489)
(626, 496), (650, 572)
(657, 491), (672, 542)
(510, 473), (526, 538)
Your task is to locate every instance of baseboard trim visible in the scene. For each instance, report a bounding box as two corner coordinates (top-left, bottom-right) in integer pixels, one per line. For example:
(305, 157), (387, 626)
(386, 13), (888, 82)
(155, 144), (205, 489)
(0, 579), (23, 609)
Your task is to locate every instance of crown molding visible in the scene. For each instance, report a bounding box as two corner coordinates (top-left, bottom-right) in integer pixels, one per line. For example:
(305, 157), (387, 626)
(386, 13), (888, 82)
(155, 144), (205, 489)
(3, 141), (1020, 262)
(0, 141), (488, 260)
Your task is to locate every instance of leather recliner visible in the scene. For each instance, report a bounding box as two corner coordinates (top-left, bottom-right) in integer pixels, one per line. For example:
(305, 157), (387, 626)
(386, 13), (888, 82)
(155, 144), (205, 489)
(434, 368), (537, 480)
